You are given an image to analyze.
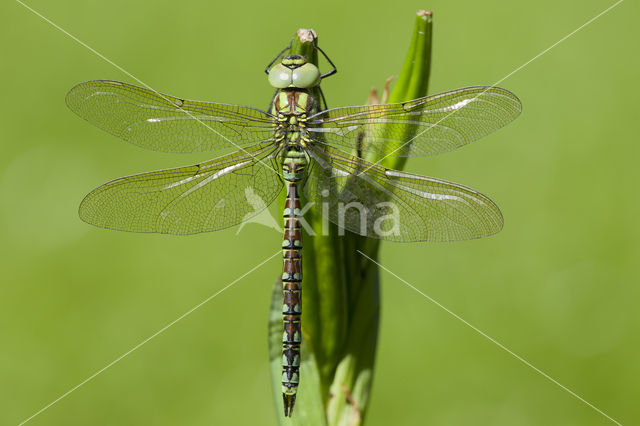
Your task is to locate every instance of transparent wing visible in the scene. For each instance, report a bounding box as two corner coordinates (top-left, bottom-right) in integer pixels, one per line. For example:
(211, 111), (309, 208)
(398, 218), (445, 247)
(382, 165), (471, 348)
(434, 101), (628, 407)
(66, 80), (275, 153)
(304, 145), (503, 242)
(307, 86), (521, 157)
(79, 144), (283, 234)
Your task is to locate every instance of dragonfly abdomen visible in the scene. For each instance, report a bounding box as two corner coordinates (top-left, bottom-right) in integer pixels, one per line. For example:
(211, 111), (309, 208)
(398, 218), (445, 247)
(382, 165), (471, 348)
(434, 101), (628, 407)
(280, 149), (307, 417)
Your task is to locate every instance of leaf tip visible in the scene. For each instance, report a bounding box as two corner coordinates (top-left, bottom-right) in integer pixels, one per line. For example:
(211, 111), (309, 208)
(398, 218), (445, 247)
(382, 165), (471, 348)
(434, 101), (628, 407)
(297, 28), (317, 43)
(417, 9), (433, 18)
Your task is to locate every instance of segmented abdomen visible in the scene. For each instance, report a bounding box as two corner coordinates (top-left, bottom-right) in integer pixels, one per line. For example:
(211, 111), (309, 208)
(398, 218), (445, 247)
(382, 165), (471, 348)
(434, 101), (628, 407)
(281, 180), (302, 416)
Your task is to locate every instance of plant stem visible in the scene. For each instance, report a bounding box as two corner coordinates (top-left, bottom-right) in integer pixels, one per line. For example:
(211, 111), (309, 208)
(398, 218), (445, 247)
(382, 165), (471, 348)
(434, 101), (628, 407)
(269, 13), (433, 424)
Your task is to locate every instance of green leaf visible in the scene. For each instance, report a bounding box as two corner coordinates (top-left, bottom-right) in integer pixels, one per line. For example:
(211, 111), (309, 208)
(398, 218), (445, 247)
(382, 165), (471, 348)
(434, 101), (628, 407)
(367, 9), (433, 171)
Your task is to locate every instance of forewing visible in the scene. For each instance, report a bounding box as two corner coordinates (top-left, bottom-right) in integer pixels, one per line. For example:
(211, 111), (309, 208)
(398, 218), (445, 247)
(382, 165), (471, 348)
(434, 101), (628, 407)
(304, 145), (503, 242)
(307, 86), (521, 157)
(79, 144), (283, 234)
(67, 80), (275, 153)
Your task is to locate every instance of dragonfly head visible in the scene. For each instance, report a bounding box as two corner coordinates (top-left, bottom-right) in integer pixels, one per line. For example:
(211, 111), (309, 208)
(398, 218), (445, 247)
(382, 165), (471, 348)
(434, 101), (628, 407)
(268, 55), (321, 89)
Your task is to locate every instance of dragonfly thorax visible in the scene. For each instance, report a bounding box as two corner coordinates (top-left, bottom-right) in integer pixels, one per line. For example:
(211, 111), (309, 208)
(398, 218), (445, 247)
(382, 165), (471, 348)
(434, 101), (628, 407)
(272, 89), (317, 150)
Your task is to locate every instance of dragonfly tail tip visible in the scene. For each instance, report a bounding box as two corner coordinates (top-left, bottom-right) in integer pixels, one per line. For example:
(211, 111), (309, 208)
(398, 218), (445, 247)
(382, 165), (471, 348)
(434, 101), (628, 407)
(283, 393), (296, 417)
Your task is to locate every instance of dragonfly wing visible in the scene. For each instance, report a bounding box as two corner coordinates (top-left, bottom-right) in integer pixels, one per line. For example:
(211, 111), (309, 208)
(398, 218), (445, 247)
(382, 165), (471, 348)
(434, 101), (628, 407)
(67, 80), (275, 153)
(79, 144), (283, 234)
(307, 86), (521, 157)
(304, 145), (503, 242)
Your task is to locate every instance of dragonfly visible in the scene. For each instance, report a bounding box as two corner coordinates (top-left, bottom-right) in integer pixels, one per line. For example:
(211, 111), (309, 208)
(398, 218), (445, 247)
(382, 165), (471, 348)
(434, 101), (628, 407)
(67, 38), (521, 417)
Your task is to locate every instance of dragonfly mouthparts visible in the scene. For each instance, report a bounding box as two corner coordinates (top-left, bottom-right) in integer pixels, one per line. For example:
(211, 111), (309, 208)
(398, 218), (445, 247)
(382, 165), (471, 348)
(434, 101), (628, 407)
(282, 54), (307, 69)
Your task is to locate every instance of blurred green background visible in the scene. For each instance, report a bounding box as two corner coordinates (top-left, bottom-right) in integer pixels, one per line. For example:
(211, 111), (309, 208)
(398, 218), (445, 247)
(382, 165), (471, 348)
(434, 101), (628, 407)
(1, 0), (638, 424)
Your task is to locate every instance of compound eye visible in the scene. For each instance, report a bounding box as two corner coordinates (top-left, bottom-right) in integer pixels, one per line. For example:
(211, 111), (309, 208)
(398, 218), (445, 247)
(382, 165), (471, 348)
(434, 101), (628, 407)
(268, 63), (293, 88)
(291, 63), (321, 88)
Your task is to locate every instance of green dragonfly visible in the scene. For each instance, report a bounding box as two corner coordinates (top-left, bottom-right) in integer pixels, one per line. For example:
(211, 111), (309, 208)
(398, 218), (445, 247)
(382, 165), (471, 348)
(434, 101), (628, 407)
(67, 39), (521, 417)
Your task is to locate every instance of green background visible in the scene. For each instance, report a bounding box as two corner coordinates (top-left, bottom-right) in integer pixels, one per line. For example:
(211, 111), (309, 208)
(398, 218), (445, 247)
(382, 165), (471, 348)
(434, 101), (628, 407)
(1, 0), (638, 424)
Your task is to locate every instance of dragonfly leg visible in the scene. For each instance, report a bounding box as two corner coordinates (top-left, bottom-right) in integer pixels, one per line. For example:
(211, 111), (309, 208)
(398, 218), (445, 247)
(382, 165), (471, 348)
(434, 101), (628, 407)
(317, 86), (330, 110)
(312, 39), (337, 79)
(265, 37), (295, 75)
